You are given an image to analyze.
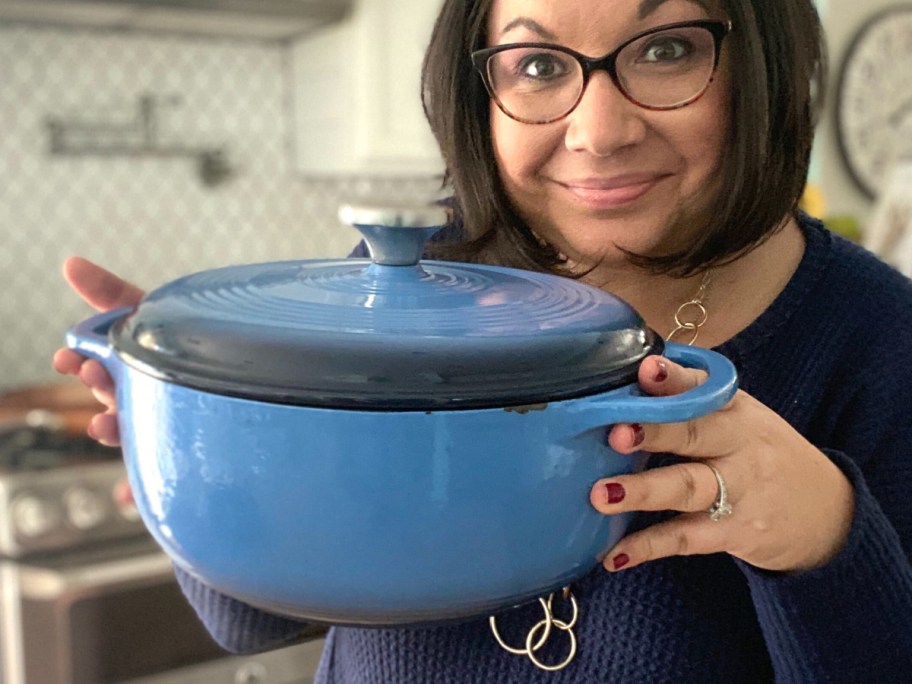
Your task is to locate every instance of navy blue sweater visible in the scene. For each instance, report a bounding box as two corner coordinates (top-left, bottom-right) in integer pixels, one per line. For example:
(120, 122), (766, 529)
(176, 214), (912, 682)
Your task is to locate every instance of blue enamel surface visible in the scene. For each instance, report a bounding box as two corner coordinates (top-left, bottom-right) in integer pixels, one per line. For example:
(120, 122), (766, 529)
(67, 312), (737, 625)
(117, 371), (644, 623)
(108, 255), (658, 409)
(352, 222), (442, 265)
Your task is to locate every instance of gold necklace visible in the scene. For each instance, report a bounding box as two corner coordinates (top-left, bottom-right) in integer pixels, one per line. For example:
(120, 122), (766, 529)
(666, 270), (712, 345)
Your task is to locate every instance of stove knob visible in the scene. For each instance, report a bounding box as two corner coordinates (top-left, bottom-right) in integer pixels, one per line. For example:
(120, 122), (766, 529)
(234, 661), (268, 684)
(12, 494), (60, 538)
(65, 487), (108, 530)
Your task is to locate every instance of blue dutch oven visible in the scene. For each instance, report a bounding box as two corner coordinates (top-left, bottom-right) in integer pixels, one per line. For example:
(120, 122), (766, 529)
(66, 205), (737, 626)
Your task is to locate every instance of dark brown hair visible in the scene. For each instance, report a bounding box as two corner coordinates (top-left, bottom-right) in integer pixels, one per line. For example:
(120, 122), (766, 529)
(420, 0), (826, 276)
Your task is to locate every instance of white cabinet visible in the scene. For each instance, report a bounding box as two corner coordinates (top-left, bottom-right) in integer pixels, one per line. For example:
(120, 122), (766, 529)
(292, 0), (445, 176)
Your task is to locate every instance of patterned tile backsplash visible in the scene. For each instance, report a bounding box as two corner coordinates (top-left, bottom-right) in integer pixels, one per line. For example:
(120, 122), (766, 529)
(0, 25), (444, 392)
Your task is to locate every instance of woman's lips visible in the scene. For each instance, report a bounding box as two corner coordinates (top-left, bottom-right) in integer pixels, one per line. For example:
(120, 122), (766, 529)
(556, 174), (667, 209)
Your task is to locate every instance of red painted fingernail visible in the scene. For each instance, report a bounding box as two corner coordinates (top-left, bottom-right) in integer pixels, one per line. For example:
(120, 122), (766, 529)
(630, 423), (645, 448)
(605, 482), (625, 504)
(654, 360), (668, 383)
(612, 553), (630, 570)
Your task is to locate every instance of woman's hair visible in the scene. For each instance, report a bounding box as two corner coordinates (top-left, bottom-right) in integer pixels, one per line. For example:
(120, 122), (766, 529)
(420, 0), (827, 276)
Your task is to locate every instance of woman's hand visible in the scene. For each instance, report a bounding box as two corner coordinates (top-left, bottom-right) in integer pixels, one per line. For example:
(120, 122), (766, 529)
(52, 257), (145, 447)
(590, 355), (856, 573)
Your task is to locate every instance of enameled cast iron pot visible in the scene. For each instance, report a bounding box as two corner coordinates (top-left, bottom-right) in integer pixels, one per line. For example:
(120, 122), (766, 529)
(66, 205), (738, 626)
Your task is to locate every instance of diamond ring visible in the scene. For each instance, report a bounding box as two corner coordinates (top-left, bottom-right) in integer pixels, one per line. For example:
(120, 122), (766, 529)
(704, 462), (733, 521)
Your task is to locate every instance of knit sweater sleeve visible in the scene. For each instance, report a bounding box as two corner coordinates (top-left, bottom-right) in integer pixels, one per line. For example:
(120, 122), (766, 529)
(173, 563), (318, 653)
(726, 226), (912, 679)
(737, 447), (912, 679)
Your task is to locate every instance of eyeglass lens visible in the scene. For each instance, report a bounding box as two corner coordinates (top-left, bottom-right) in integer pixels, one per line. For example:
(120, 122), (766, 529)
(486, 25), (719, 123)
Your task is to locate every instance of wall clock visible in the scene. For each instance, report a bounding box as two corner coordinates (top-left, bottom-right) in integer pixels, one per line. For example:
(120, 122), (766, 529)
(835, 6), (912, 199)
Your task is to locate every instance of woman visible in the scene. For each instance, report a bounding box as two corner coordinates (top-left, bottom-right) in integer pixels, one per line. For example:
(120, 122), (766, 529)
(55, 0), (912, 681)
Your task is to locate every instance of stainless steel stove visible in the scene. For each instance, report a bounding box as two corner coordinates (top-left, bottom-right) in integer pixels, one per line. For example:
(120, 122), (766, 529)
(0, 426), (142, 559)
(0, 425), (324, 684)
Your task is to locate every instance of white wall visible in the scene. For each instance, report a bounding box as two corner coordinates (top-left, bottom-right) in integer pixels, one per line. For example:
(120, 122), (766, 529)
(0, 25), (442, 391)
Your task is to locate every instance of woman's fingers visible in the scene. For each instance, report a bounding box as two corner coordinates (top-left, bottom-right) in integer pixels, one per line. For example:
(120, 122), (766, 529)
(591, 461), (724, 515)
(607, 355), (742, 458)
(593, 354), (856, 572)
(53, 349), (115, 406)
(88, 411), (121, 447)
(52, 353), (119, 444)
(52, 347), (86, 375)
(52, 350), (119, 444)
(601, 513), (726, 572)
(79, 360), (116, 408)
(635, 354), (704, 396)
(599, 356), (741, 517)
(63, 256), (145, 312)
(54, 257), (137, 448)
(595, 354), (738, 569)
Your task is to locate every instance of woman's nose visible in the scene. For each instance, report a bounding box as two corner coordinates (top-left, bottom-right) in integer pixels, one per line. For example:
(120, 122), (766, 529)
(564, 71), (647, 156)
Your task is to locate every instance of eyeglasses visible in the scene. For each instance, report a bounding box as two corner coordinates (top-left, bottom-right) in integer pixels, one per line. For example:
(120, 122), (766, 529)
(471, 20), (732, 124)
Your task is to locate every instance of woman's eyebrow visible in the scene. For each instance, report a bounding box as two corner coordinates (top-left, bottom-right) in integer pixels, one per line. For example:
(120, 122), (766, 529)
(638, 0), (670, 19)
(500, 1), (712, 40)
(639, 0), (710, 20)
(498, 17), (558, 41)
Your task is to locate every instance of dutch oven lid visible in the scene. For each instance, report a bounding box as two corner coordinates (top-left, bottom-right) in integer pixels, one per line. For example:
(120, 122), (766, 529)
(111, 204), (663, 410)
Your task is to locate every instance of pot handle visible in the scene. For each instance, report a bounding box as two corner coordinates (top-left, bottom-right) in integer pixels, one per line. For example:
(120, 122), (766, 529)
(563, 343), (738, 436)
(65, 307), (132, 383)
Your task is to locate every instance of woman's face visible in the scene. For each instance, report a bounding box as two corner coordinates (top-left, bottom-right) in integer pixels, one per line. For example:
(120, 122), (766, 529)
(486, 0), (731, 269)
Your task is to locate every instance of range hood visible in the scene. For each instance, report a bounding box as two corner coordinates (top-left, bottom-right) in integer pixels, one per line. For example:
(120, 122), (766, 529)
(0, 0), (353, 40)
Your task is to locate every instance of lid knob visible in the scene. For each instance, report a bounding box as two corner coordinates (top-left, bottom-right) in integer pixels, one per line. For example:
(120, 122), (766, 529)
(338, 204), (450, 266)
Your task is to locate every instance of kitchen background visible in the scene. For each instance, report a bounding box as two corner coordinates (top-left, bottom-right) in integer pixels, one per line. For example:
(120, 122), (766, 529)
(0, 0), (446, 393)
(1, 0), (910, 392)
(0, 1), (908, 683)
(0, 4), (444, 679)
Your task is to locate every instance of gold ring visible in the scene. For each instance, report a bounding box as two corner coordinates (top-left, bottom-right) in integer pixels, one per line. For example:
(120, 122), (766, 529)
(525, 618), (577, 671)
(488, 598), (552, 655)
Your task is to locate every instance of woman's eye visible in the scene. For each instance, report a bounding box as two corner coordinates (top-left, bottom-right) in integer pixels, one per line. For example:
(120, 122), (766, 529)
(517, 53), (568, 80)
(639, 37), (693, 62)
